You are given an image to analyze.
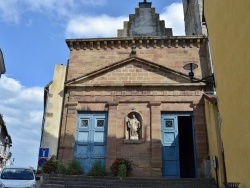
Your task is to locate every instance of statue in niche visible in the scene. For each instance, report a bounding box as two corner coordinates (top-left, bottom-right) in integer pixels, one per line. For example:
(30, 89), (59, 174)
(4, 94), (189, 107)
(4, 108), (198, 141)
(126, 114), (141, 140)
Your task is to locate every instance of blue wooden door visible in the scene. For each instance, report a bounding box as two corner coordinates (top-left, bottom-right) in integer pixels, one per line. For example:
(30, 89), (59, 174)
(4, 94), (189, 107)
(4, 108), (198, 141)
(161, 115), (180, 178)
(74, 113), (107, 174)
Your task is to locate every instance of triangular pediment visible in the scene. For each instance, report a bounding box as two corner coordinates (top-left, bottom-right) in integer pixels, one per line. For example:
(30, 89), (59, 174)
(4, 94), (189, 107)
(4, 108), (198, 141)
(66, 57), (198, 87)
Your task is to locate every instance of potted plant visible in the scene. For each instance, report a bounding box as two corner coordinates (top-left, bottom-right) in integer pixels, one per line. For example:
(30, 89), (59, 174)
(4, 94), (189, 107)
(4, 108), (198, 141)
(110, 158), (132, 177)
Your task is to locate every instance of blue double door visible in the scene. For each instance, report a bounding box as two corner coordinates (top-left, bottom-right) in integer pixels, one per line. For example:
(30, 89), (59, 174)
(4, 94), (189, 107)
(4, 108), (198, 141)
(161, 114), (195, 178)
(74, 113), (107, 174)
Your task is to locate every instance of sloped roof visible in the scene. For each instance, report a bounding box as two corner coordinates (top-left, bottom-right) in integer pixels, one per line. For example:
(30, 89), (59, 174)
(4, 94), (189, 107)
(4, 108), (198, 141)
(203, 93), (217, 105)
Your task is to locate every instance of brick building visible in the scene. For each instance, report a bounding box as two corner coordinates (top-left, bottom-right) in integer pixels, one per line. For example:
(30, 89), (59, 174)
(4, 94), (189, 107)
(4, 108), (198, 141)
(40, 1), (212, 178)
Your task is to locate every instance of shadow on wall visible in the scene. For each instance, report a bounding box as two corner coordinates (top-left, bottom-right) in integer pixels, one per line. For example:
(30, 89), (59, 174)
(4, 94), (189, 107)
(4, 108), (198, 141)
(39, 129), (75, 169)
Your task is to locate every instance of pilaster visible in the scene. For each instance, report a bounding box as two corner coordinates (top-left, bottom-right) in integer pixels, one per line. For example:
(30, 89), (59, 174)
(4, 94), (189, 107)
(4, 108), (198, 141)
(106, 102), (119, 170)
(149, 101), (162, 176)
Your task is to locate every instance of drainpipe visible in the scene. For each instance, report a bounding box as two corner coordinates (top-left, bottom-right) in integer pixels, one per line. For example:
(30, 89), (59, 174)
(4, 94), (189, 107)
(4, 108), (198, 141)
(202, 0), (216, 95)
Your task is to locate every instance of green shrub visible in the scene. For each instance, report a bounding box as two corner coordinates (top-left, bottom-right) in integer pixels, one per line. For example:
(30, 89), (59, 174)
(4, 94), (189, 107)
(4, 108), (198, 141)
(57, 161), (67, 174)
(41, 156), (83, 175)
(117, 164), (127, 177)
(87, 160), (106, 176)
(41, 156), (60, 174)
(66, 159), (83, 175)
(110, 158), (131, 177)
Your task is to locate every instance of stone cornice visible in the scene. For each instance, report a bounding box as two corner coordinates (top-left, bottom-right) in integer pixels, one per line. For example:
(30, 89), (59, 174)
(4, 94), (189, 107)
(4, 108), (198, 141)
(66, 36), (207, 51)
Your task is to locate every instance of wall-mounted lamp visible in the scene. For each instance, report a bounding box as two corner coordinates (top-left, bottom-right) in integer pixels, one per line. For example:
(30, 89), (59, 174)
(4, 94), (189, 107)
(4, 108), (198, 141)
(183, 63), (215, 87)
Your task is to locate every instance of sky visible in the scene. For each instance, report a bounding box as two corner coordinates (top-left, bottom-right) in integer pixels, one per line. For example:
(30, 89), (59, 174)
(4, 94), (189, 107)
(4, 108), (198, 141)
(0, 0), (185, 169)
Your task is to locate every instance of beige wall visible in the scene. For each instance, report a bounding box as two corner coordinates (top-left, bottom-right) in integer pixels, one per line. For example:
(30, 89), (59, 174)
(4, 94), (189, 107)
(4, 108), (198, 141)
(41, 64), (66, 158)
(204, 98), (225, 187)
(204, 1), (250, 187)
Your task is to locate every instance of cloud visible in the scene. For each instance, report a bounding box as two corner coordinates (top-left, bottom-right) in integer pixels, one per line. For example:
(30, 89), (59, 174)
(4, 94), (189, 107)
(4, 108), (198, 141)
(0, 75), (43, 168)
(0, 1), (185, 37)
(66, 15), (127, 38)
(80, 0), (107, 6)
(0, 0), (107, 24)
(24, 0), (76, 18)
(65, 3), (185, 38)
(161, 3), (185, 36)
(0, 0), (20, 23)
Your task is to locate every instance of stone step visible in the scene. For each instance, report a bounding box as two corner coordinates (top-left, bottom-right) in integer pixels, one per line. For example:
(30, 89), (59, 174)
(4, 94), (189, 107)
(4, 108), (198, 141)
(41, 175), (217, 188)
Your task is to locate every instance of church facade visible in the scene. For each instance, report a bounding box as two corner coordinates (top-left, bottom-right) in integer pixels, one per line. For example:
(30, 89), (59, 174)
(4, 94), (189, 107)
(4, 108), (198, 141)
(40, 1), (212, 178)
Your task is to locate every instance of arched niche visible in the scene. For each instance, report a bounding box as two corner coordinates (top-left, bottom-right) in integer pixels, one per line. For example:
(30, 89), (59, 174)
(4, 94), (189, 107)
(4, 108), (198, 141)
(125, 111), (143, 140)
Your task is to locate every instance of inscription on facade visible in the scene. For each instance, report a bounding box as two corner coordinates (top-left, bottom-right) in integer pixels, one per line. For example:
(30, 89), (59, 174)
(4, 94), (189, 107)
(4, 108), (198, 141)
(71, 88), (202, 96)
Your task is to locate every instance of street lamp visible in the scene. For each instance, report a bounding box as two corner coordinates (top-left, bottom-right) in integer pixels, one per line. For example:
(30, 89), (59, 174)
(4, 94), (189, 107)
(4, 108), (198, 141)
(183, 62), (215, 87)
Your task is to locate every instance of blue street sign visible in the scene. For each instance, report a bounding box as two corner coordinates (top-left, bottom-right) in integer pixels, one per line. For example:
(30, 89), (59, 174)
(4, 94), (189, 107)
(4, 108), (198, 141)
(38, 158), (47, 167)
(39, 147), (49, 158)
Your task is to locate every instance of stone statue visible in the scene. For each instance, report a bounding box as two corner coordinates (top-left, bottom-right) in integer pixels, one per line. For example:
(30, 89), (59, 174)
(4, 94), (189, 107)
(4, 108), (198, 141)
(127, 114), (141, 140)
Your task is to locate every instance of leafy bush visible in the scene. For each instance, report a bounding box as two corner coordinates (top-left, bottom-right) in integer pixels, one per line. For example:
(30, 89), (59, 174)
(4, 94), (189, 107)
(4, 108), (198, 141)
(87, 160), (106, 176)
(41, 156), (60, 174)
(41, 156), (83, 175)
(110, 158), (131, 177)
(57, 161), (67, 174)
(117, 163), (127, 177)
(66, 159), (83, 175)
